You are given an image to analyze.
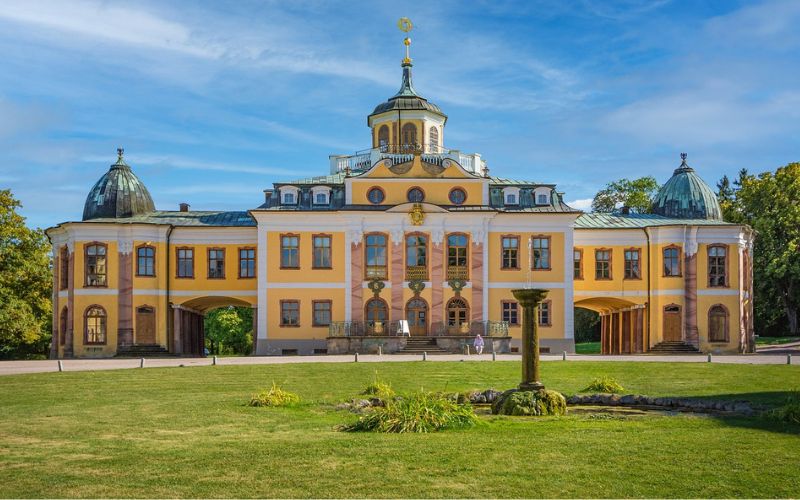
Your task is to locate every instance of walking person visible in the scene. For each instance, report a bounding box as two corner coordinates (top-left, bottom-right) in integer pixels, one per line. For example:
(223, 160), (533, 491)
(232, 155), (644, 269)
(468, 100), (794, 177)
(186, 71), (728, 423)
(473, 333), (485, 355)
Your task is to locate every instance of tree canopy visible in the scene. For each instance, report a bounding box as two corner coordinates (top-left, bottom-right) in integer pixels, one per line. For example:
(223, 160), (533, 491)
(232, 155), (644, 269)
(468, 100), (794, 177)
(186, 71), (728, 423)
(591, 176), (660, 214)
(204, 306), (253, 355)
(0, 190), (52, 359)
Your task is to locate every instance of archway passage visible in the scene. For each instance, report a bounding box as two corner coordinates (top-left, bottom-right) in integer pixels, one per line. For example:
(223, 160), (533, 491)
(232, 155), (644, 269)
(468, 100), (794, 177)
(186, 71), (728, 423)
(574, 297), (647, 355)
(173, 296), (255, 357)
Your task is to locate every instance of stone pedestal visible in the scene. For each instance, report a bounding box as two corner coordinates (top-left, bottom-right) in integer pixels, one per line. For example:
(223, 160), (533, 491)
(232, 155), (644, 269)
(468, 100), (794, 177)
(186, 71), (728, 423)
(512, 288), (549, 391)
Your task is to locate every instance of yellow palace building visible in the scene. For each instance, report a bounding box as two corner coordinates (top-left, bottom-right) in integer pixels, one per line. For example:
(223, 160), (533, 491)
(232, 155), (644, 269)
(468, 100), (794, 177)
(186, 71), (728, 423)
(45, 34), (755, 358)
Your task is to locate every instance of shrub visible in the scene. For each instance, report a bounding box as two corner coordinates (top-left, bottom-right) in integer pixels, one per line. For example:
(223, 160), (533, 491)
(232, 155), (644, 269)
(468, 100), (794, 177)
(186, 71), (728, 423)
(582, 376), (625, 394)
(494, 389), (567, 416)
(362, 373), (395, 399)
(767, 394), (800, 425)
(248, 382), (300, 407)
(341, 391), (478, 433)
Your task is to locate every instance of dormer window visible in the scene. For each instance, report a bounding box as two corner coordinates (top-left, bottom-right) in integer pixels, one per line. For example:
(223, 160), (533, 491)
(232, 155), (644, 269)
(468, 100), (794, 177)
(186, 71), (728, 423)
(503, 187), (520, 206)
(315, 193), (326, 204)
(311, 186), (331, 206)
(283, 193), (295, 204)
(533, 187), (551, 206)
(537, 194), (548, 205)
(280, 186), (299, 205)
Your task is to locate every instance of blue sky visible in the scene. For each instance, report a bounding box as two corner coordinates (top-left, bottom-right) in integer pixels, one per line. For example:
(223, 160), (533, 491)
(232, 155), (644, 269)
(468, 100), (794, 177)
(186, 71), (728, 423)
(1, 0), (798, 229)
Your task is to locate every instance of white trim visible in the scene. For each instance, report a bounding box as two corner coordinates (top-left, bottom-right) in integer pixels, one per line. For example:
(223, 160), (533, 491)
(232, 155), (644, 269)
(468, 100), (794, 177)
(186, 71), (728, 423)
(488, 282), (566, 289)
(350, 177), (486, 184)
(170, 290), (258, 297)
(564, 225), (575, 339)
(73, 288), (119, 296)
(267, 283), (347, 289)
(344, 232), (352, 322)
(698, 289), (739, 296)
(57, 290), (68, 298)
(257, 223), (268, 340)
(574, 289), (685, 297)
(482, 218), (489, 321)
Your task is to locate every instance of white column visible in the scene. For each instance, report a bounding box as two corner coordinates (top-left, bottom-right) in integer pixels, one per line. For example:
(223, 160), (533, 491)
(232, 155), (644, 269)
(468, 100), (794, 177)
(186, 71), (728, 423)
(257, 223), (268, 341)
(482, 218), (489, 321)
(564, 228), (575, 339)
(344, 229), (352, 322)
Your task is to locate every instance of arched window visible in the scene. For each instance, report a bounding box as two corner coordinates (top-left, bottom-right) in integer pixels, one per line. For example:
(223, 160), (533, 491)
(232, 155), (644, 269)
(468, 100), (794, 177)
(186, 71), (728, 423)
(401, 123), (417, 152)
(365, 298), (388, 323)
(84, 243), (107, 287)
(378, 125), (390, 151)
(59, 307), (68, 345)
(447, 234), (468, 280)
(406, 234), (428, 280)
(84, 306), (107, 345)
(446, 297), (469, 328)
(708, 305), (729, 342)
(429, 126), (439, 152)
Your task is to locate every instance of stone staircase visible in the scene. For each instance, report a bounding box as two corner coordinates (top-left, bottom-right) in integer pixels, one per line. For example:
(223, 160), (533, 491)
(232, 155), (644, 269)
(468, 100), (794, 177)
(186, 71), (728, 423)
(115, 344), (173, 357)
(648, 341), (701, 354)
(398, 337), (451, 355)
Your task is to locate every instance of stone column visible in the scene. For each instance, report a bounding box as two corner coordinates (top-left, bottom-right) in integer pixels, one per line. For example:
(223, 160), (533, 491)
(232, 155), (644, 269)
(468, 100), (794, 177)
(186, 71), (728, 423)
(391, 234), (404, 322)
(65, 244), (75, 358)
(684, 255), (699, 347)
(512, 288), (549, 391)
(173, 306), (183, 355)
(350, 238), (364, 322)
(117, 241), (134, 348)
(430, 238), (443, 328)
(471, 242), (484, 323)
(50, 249), (59, 359)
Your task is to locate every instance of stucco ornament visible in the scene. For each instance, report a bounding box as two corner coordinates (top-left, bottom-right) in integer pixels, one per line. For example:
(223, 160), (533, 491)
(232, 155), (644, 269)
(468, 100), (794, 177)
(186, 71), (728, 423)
(408, 279), (426, 296)
(409, 203), (425, 226)
(448, 278), (467, 296)
(367, 278), (385, 298)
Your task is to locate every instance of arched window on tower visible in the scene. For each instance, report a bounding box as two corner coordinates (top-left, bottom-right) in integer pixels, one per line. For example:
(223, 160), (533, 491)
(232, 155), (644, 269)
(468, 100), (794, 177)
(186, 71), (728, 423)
(429, 126), (439, 153)
(378, 125), (389, 152)
(401, 123), (417, 153)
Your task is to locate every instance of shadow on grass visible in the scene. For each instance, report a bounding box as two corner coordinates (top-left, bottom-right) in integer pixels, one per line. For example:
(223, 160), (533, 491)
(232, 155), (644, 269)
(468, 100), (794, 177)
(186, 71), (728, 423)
(680, 391), (800, 435)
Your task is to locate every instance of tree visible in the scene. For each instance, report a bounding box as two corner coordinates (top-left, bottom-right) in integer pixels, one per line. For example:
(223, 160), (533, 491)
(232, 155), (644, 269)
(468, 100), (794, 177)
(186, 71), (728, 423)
(716, 175), (737, 221)
(725, 164), (800, 336)
(204, 306), (252, 355)
(0, 190), (52, 359)
(591, 176), (660, 214)
(574, 307), (600, 343)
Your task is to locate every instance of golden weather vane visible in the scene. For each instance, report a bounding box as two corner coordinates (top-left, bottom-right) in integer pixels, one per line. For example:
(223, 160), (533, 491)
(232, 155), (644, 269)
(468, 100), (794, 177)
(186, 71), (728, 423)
(398, 17), (413, 63)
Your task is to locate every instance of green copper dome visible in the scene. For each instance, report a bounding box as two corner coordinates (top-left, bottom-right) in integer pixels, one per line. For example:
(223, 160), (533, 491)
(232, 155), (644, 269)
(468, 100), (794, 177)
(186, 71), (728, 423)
(652, 154), (722, 220)
(368, 62), (446, 120)
(82, 149), (156, 221)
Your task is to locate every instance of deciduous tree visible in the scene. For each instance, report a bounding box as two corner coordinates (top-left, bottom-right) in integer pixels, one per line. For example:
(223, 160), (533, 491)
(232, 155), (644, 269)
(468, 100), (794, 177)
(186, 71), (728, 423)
(591, 176), (660, 213)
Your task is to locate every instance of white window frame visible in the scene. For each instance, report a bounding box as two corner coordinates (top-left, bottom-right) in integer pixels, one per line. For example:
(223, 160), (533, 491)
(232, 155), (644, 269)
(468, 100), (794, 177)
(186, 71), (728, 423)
(503, 187), (520, 206)
(311, 186), (331, 205)
(533, 187), (551, 206)
(281, 186), (300, 205)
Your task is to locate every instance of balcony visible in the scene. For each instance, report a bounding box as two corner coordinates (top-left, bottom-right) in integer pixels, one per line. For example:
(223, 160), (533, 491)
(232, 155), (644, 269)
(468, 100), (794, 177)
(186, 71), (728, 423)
(405, 265), (429, 281)
(328, 320), (509, 338)
(365, 266), (387, 280)
(329, 145), (487, 175)
(446, 266), (469, 281)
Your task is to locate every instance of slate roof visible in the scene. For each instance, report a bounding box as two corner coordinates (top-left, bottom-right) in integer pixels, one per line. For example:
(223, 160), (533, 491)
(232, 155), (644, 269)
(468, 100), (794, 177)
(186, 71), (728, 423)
(76, 210), (256, 227)
(82, 152), (155, 221)
(575, 212), (736, 229)
(652, 155), (722, 220)
(368, 62), (446, 120)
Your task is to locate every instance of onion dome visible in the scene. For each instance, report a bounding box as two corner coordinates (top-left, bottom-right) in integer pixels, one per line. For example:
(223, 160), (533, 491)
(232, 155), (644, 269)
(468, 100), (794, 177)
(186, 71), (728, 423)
(652, 153), (722, 220)
(368, 62), (446, 120)
(82, 148), (156, 221)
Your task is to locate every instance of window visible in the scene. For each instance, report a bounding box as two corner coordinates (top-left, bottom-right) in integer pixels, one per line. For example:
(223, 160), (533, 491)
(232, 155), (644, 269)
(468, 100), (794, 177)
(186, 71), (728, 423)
(708, 305), (729, 342)
(59, 307), (68, 345)
(401, 123), (417, 151)
(280, 300), (300, 327)
(378, 125), (389, 151)
(365, 298), (388, 323)
(502, 236), (519, 269)
(574, 249), (583, 279)
(663, 246), (681, 277)
(84, 243), (107, 287)
(315, 193), (327, 205)
(313, 300), (332, 327)
(502, 301), (519, 325)
(595, 249), (611, 280)
(365, 234), (387, 279)
(406, 234), (428, 279)
(449, 187), (467, 205)
(136, 246), (155, 277)
(84, 306), (107, 344)
(537, 194), (548, 205)
(532, 236), (550, 270)
(208, 248), (225, 278)
(239, 248), (255, 278)
(447, 297), (469, 328)
(429, 126), (439, 152)
(59, 246), (69, 290)
(283, 193), (295, 204)
(624, 248), (641, 280)
(176, 248), (194, 278)
(313, 235), (332, 269)
(447, 234), (468, 279)
(505, 193), (517, 205)
(281, 235), (300, 269)
(538, 300), (551, 327)
(708, 245), (727, 287)
(367, 187), (385, 205)
(407, 187), (425, 203)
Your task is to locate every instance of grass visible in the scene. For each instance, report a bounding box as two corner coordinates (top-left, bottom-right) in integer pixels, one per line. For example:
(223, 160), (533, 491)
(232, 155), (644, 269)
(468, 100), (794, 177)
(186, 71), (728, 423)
(756, 336), (800, 345)
(0, 361), (799, 498)
(582, 375), (625, 394)
(575, 341), (601, 354)
(341, 391), (478, 433)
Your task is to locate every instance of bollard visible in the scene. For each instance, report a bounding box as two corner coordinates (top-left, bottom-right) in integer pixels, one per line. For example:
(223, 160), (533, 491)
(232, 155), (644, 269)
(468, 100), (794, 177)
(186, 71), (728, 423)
(707, 353), (712, 363)
(57, 360), (63, 372)
(492, 351), (497, 361)
(788, 354), (792, 365)
(378, 346), (382, 356)
(562, 351), (567, 361)
(140, 358), (145, 368)
(423, 351), (427, 361)
(213, 355), (217, 366)
(464, 345), (469, 356)
(354, 352), (359, 362)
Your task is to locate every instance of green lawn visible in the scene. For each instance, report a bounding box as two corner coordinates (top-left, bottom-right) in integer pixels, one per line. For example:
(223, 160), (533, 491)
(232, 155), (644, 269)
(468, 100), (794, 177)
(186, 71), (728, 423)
(1, 361), (799, 498)
(756, 336), (800, 345)
(575, 341), (601, 354)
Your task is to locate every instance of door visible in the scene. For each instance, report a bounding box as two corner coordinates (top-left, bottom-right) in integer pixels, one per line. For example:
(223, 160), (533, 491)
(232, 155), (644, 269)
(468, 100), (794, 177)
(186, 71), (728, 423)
(406, 298), (428, 336)
(136, 306), (156, 344)
(663, 305), (681, 342)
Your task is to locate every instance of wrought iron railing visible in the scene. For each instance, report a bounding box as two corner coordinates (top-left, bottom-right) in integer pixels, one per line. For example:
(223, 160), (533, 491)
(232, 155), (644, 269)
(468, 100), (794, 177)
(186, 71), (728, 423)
(329, 146), (488, 175)
(406, 266), (429, 281)
(329, 321), (402, 337)
(328, 320), (509, 338)
(446, 266), (469, 280)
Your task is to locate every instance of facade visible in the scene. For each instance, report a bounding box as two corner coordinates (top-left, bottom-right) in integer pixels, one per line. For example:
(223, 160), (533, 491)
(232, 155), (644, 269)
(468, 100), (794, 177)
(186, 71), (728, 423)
(45, 48), (755, 359)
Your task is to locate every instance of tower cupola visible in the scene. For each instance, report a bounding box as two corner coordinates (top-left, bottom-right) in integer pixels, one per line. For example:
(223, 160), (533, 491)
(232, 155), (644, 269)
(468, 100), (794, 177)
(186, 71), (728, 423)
(652, 153), (722, 220)
(82, 148), (156, 221)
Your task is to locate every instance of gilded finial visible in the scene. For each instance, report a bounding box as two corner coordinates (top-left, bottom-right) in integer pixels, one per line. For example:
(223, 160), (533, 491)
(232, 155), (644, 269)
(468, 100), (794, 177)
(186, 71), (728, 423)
(398, 17), (413, 64)
(117, 147), (124, 160)
(680, 152), (687, 162)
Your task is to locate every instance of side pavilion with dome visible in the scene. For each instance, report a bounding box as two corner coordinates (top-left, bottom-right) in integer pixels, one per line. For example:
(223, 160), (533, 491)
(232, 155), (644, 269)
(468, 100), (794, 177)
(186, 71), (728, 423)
(45, 39), (755, 358)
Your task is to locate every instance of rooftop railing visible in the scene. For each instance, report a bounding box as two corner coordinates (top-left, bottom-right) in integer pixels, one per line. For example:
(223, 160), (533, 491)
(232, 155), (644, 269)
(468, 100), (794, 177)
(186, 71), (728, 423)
(329, 145), (486, 176)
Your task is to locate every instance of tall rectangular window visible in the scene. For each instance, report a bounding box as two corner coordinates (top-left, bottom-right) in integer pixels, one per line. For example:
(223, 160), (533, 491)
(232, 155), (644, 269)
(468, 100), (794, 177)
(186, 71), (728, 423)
(663, 246), (681, 277)
(280, 300), (300, 327)
(502, 236), (519, 269)
(532, 236), (550, 270)
(624, 249), (641, 280)
(281, 235), (300, 269)
(573, 249), (583, 279)
(136, 246), (155, 277)
(313, 300), (332, 327)
(538, 300), (551, 326)
(177, 248), (194, 278)
(365, 234), (387, 279)
(59, 246), (69, 289)
(313, 235), (332, 269)
(502, 301), (519, 325)
(239, 248), (255, 278)
(85, 243), (107, 287)
(708, 245), (727, 287)
(595, 249), (611, 280)
(208, 248), (225, 279)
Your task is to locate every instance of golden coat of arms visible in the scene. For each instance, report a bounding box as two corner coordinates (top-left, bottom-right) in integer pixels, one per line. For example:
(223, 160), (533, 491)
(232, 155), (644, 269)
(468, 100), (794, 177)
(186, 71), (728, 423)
(409, 203), (425, 226)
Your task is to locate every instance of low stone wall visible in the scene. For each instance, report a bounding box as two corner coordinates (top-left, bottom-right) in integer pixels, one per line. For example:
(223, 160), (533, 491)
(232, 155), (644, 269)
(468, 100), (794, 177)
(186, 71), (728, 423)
(435, 336), (510, 353)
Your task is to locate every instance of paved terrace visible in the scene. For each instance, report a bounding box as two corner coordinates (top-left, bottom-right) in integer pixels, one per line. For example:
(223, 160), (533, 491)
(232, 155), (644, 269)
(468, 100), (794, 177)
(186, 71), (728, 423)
(0, 351), (796, 376)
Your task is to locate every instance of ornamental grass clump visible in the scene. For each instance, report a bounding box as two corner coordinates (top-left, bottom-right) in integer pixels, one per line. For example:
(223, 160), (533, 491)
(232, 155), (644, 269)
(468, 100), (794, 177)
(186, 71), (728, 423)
(494, 389), (567, 416)
(767, 393), (800, 425)
(341, 391), (478, 433)
(583, 376), (625, 394)
(248, 382), (300, 407)
(362, 373), (395, 399)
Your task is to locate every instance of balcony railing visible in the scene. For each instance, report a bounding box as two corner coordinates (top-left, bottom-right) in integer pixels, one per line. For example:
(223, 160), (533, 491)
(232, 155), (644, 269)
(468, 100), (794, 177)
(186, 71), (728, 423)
(329, 146), (487, 175)
(365, 266), (387, 280)
(328, 320), (510, 338)
(406, 266), (429, 281)
(446, 266), (469, 281)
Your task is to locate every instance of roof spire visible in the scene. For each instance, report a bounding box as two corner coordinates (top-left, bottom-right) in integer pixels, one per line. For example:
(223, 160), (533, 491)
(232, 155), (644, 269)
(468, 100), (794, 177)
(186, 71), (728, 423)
(117, 147), (124, 160)
(398, 17), (413, 64)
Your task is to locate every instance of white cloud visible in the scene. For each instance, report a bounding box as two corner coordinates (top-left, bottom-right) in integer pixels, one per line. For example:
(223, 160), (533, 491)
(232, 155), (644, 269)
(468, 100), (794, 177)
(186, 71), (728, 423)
(566, 198), (592, 211)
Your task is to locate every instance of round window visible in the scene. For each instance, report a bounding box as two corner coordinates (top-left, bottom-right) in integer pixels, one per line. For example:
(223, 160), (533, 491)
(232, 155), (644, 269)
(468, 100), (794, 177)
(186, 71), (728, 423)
(449, 188), (467, 205)
(367, 187), (385, 205)
(407, 187), (425, 203)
